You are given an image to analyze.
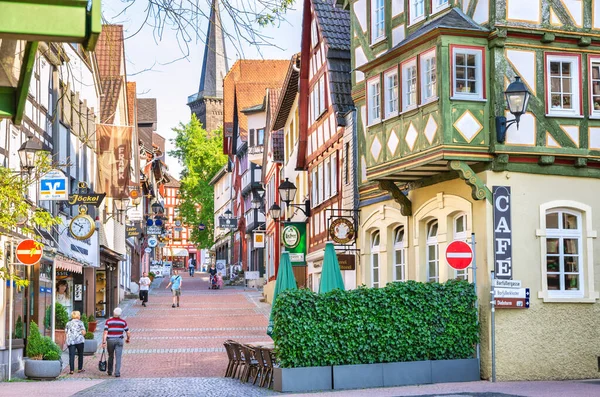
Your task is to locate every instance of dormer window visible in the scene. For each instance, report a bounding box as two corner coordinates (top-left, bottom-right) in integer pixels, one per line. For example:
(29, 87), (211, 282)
(371, 0), (385, 43)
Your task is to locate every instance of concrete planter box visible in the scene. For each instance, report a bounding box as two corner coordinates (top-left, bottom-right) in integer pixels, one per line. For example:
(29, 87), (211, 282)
(83, 339), (98, 355)
(24, 359), (62, 379)
(273, 366), (332, 392)
(383, 360), (432, 387)
(333, 363), (384, 389)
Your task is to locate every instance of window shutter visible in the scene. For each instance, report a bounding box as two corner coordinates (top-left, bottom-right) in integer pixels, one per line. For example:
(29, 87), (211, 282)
(249, 129), (255, 146)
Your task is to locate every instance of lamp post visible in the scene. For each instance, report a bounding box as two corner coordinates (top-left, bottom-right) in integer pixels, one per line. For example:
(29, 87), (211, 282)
(151, 201), (164, 215)
(18, 135), (46, 174)
(495, 76), (531, 143)
(269, 203), (282, 220)
(277, 178), (310, 219)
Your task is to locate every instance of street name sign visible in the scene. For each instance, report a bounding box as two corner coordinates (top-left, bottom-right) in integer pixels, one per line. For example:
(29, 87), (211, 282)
(494, 288), (530, 299)
(494, 298), (530, 309)
(493, 279), (522, 289)
(445, 240), (473, 270)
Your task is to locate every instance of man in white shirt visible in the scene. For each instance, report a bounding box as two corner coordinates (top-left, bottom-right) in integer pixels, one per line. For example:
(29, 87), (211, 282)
(139, 272), (151, 307)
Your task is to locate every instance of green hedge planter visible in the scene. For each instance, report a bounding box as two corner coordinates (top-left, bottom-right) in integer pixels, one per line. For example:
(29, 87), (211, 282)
(273, 366), (332, 393)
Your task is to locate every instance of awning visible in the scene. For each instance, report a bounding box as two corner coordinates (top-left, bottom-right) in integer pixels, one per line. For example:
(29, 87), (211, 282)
(54, 254), (83, 274)
(166, 248), (189, 257)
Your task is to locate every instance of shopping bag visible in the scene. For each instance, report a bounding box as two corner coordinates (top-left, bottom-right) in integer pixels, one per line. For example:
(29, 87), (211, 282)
(98, 349), (107, 372)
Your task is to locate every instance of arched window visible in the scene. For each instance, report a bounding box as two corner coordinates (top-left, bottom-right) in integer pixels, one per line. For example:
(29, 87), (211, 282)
(393, 226), (405, 281)
(453, 214), (468, 280)
(426, 220), (438, 282)
(545, 209), (583, 295)
(371, 231), (380, 288)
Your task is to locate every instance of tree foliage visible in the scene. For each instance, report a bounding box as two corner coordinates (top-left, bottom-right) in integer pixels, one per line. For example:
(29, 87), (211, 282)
(170, 115), (228, 249)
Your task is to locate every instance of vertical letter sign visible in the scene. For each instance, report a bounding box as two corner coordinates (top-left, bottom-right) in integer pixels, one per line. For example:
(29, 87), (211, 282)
(493, 186), (512, 279)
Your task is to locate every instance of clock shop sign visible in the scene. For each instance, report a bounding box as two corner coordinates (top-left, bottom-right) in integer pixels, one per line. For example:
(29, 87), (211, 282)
(68, 193), (106, 207)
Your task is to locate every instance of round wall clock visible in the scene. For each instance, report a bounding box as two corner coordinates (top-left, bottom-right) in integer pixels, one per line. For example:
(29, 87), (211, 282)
(69, 207), (96, 240)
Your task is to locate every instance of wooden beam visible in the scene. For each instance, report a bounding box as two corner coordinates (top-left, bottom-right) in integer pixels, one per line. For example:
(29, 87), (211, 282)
(449, 160), (492, 203)
(377, 180), (412, 216)
(14, 41), (38, 126)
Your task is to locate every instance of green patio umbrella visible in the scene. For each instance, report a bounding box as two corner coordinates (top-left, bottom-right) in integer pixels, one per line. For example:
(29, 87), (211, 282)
(267, 252), (297, 336)
(319, 242), (345, 294)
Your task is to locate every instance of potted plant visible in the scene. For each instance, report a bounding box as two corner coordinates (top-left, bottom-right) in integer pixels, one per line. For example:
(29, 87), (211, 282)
(24, 321), (62, 379)
(569, 276), (578, 290)
(149, 271), (156, 283)
(81, 314), (98, 355)
(44, 302), (69, 350)
(87, 314), (97, 332)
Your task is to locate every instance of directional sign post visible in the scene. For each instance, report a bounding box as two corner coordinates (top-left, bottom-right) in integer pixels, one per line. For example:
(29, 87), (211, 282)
(445, 240), (473, 270)
(16, 239), (43, 265)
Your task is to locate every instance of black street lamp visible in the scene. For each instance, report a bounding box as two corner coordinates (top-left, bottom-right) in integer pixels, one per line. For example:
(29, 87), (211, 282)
(269, 202), (282, 220)
(151, 201), (164, 214)
(277, 178), (310, 218)
(18, 135), (47, 173)
(496, 76), (531, 143)
(224, 209), (232, 219)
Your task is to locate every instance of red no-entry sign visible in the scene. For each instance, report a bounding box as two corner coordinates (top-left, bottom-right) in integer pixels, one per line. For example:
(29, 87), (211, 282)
(16, 239), (42, 265)
(446, 240), (473, 270)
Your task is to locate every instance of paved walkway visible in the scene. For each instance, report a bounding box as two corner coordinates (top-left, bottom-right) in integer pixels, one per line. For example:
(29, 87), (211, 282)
(1, 271), (600, 396)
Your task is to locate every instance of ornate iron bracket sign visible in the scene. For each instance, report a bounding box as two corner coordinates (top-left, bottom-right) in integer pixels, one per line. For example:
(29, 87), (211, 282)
(377, 180), (412, 216)
(325, 208), (361, 248)
(449, 160), (492, 203)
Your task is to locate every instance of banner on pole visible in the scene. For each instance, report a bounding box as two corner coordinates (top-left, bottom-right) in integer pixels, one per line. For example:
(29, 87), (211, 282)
(97, 124), (132, 199)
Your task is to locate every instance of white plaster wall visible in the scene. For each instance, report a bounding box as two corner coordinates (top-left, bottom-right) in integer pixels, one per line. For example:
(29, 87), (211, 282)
(354, 0), (367, 33)
(507, 0), (541, 23)
(391, 0), (404, 17)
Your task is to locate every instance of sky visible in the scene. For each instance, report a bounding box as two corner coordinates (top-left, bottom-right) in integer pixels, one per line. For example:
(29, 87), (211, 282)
(103, 0), (304, 178)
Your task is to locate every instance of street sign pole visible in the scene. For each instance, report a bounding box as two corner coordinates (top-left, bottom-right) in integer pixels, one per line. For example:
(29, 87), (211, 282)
(8, 239), (14, 381)
(471, 233), (480, 364)
(491, 270), (496, 382)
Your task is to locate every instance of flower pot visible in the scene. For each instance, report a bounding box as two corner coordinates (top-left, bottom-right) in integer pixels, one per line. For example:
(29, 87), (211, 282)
(84, 339), (98, 355)
(88, 322), (97, 332)
(273, 366), (332, 392)
(24, 359), (62, 379)
(54, 329), (67, 351)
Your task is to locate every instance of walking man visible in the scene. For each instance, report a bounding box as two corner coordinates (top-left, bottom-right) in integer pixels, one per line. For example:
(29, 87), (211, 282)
(188, 257), (196, 277)
(166, 269), (182, 308)
(101, 307), (131, 377)
(139, 272), (151, 307)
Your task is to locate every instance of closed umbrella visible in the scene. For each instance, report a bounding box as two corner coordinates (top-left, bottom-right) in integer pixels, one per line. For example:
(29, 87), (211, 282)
(267, 252), (297, 336)
(319, 242), (345, 294)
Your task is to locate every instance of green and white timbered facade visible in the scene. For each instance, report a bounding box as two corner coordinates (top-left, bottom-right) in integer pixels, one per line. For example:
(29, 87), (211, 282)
(343, 0), (600, 381)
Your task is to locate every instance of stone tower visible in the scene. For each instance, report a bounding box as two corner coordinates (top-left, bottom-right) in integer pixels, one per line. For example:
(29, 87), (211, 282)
(187, 0), (228, 132)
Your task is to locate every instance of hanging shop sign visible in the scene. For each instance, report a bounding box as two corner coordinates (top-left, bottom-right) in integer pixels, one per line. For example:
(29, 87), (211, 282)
(337, 254), (356, 271)
(219, 217), (238, 229)
(198, 223), (206, 231)
(253, 232), (265, 248)
(493, 186), (513, 280)
(39, 169), (68, 200)
(282, 222), (307, 266)
(67, 193), (106, 207)
(126, 225), (141, 238)
(69, 206), (96, 241)
(147, 225), (162, 235)
(147, 237), (158, 248)
(329, 218), (356, 245)
(144, 247), (152, 253)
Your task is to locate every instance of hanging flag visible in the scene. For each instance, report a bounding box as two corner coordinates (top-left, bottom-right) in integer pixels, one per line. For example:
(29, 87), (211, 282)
(97, 124), (132, 199)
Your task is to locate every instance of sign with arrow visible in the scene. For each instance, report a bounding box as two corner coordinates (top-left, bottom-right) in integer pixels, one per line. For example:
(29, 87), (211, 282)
(494, 288), (530, 309)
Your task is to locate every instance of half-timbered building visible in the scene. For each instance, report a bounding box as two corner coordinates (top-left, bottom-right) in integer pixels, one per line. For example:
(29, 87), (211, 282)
(345, 0), (600, 381)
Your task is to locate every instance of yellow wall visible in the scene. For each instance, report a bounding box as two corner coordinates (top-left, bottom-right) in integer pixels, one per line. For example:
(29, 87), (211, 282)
(357, 170), (600, 381)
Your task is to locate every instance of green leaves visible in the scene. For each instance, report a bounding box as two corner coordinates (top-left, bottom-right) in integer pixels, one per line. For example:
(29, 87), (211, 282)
(169, 115), (228, 248)
(271, 280), (479, 368)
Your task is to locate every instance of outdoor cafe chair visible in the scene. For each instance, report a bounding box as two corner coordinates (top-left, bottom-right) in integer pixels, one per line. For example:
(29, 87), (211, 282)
(261, 347), (277, 389)
(223, 341), (236, 377)
(239, 344), (259, 383)
(229, 341), (244, 379)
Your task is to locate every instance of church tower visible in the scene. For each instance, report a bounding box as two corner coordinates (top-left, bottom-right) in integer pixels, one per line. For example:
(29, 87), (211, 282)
(187, 0), (228, 132)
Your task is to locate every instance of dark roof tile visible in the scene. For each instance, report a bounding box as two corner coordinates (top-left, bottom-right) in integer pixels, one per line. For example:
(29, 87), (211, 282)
(313, 0), (350, 51)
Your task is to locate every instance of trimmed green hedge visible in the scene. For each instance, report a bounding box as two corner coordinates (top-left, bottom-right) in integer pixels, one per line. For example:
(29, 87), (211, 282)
(271, 280), (478, 368)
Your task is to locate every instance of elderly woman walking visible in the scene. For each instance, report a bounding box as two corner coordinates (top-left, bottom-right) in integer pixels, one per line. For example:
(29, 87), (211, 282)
(65, 310), (86, 374)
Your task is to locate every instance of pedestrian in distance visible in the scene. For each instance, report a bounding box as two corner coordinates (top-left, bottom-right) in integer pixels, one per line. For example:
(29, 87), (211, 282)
(188, 257), (196, 277)
(139, 272), (151, 307)
(166, 269), (182, 308)
(65, 310), (86, 374)
(101, 307), (131, 377)
(208, 264), (217, 288)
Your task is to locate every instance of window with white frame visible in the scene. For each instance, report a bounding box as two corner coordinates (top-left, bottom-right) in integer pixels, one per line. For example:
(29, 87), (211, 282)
(393, 226), (406, 281)
(402, 59), (417, 111)
(310, 152), (338, 207)
(426, 220), (439, 282)
(371, 0), (385, 43)
(311, 75), (326, 123)
(368, 77), (381, 125)
(545, 210), (583, 296)
(546, 54), (580, 116)
(453, 214), (468, 280)
(311, 168), (318, 205)
(590, 59), (600, 115)
(433, 0), (449, 13)
(371, 231), (380, 288)
(318, 162), (324, 203)
(452, 46), (484, 100)
(410, 0), (425, 25)
(384, 69), (398, 118)
(331, 152), (337, 196)
(420, 49), (437, 103)
(324, 157), (331, 199)
(311, 18), (319, 48)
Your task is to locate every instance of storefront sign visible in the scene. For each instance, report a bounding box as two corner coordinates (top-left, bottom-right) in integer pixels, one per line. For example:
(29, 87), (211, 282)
(39, 169), (68, 200)
(282, 222), (307, 266)
(126, 225), (141, 238)
(74, 284), (83, 301)
(145, 247), (152, 253)
(219, 217), (238, 229)
(253, 232), (265, 248)
(67, 193), (106, 207)
(493, 186), (513, 280)
(147, 225), (162, 235)
(337, 254), (356, 271)
(147, 237), (158, 248)
(329, 218), (356, 245)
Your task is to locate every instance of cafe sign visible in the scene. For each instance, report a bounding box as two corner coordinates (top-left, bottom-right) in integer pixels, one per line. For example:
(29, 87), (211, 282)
(493, 186), (513, 280)
(337, 254), (356, 271)
(329, 217), (355, 245)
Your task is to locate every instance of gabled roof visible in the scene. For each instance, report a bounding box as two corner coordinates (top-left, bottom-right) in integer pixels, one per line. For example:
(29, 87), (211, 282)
(223, 60), (288, 147)
(126, 82), (137, 126)
(271, 53), (300, 131)
(138, 98), (157, 124)
(262, 87), (282, 167)
(163, 172), (181, 188)
(96, 25), (126, 124)
(392, 8), (488, 51)
(312, 0), (351, 52)
(99, 78), (122, 124)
